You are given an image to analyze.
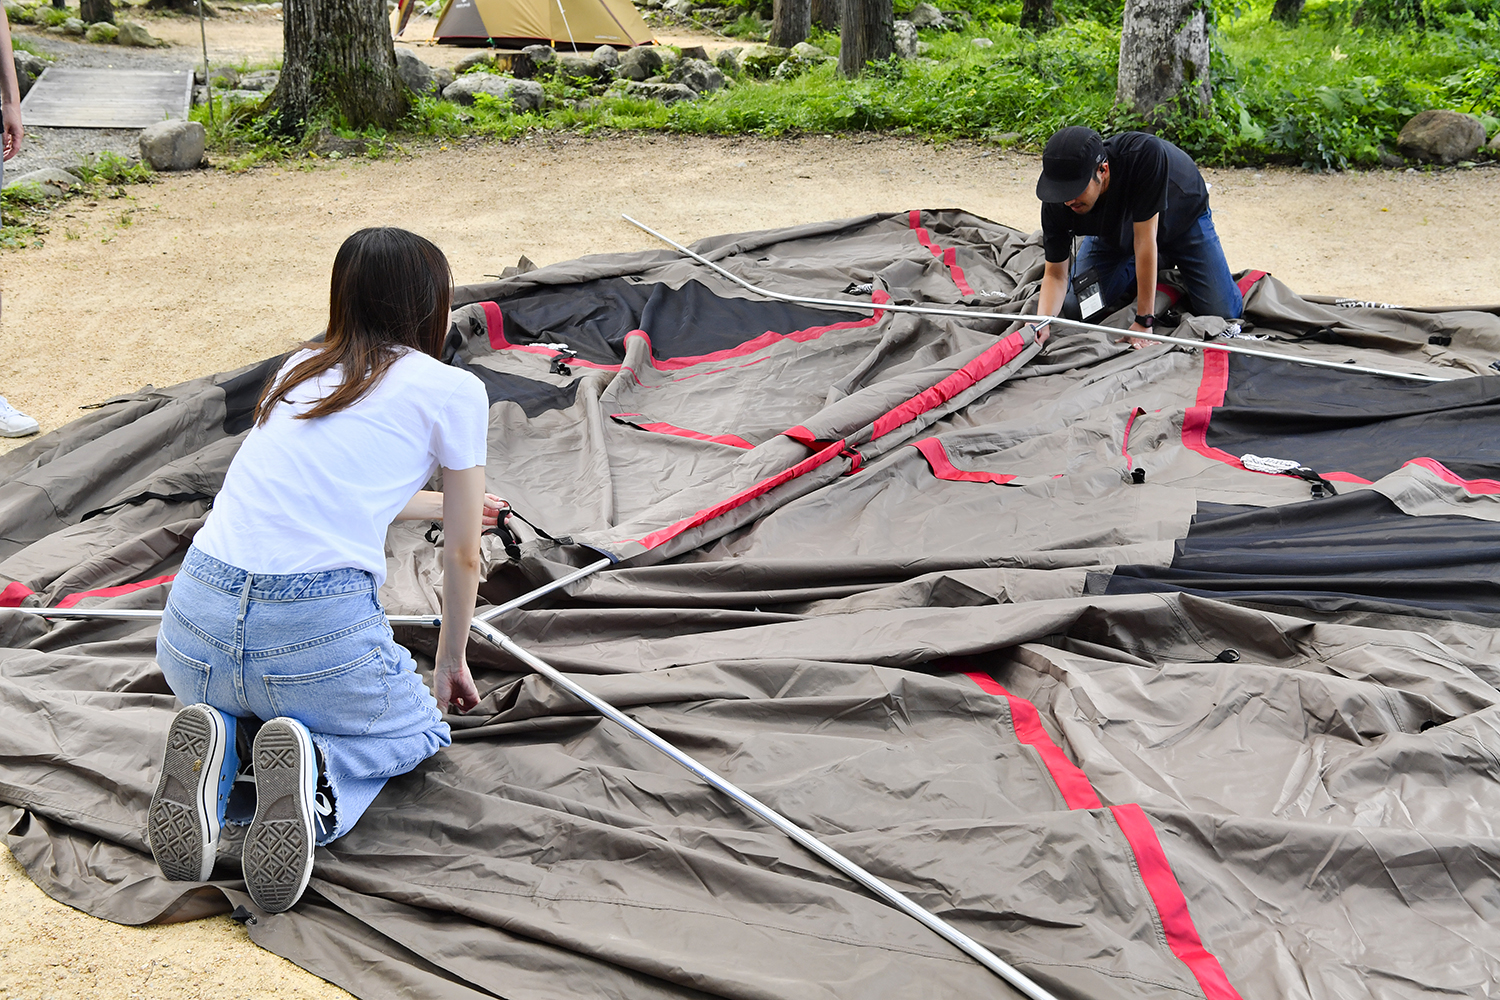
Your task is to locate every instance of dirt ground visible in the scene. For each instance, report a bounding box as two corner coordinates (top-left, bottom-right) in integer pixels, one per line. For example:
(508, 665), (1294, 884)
(3, 11), (1500, 1000)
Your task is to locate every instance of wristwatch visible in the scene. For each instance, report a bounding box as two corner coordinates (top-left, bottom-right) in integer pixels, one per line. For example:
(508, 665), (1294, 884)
(1133, 313), (1156, 329)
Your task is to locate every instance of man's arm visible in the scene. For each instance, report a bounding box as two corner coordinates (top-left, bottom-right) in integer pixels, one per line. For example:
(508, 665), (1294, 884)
(1030, 259), (1069, 343)
(0, 9), (23, 161)
(1128, 214), (1159, 348)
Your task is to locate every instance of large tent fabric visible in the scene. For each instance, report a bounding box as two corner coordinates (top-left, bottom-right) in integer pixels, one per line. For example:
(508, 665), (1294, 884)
(433, 0), (653, 49)
(4, 210), (1500, 999)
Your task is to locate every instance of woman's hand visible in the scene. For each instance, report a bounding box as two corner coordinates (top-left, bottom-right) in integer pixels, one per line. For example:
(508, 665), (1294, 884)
(481, 493), (508, 528)
(434, 656), (480, 714)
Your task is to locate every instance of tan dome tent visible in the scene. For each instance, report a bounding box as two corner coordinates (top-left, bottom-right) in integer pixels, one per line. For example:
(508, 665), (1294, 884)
(429, 0), (654, 49)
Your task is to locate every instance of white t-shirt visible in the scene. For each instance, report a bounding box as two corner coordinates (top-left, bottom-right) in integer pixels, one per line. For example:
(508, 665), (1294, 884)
(195, 348), (490, 587)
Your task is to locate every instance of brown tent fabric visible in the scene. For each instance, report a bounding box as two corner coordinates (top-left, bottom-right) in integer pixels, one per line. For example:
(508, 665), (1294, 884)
(5, 211), (1500, 999)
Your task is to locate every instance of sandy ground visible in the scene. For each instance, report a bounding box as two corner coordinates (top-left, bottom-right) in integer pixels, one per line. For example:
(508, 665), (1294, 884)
(3, 12), (1500, 1000)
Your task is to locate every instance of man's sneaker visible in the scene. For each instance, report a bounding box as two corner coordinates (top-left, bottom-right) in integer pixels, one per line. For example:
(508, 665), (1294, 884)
(244, 717), (318, 913)
(0, 397), (39, 438)
(148, 704), (239, 882)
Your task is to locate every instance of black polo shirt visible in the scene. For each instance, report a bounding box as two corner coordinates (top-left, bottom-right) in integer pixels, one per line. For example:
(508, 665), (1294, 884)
(1041, 132), (1210, 263)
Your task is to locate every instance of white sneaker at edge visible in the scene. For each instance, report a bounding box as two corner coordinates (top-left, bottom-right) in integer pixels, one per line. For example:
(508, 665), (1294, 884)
(0, 397), (39, 438)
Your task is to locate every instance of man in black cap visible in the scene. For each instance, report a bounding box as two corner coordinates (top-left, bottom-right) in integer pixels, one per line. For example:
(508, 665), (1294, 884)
(1030, 126), (1241, 348)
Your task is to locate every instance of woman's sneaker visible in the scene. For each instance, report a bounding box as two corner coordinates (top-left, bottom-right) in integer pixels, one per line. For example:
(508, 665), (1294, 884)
(244, 717), (318, 913)
(0, 397), (39, 438)
(148, 704), (239, 882)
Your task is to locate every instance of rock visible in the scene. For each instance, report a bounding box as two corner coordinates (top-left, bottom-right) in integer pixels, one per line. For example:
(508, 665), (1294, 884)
(660, 47), (680, 67)
(520, 43), (556, 72)
(454, 51), (497, 74)
(715, 46), (742, 73)
(557, 52), (608, 79)
(1376, 144), (1404, 168)
(116, 20), (160, 47)
(678, 44), (708, 60)
(13, 52), (47, 98)
(238, 70), (280, 91)
(670, 57), (724, 93)
(592, 44), (620, 68)
(1, 167), (81, 195)
(138, 120), (205, 171)
(624, 81), (698, 104)
(194, 64), (240, 87)
(432, 67), (455, 92)
(1397, 109), (1486, 164)
(441, 74), (545, 112)
(1489, 133), (1500, 152)
(970, 36), (993, 47)
(893, 20), (918, 59)
(62, 16), (85, 35)
(738, 43), (791, 77)
(311, 130), (367, 157)
(395, 48), (437, 93)
(618, 45), (666, 81)
(661, 0), (692, 15)
(907, 2), (945, 27)
(790, 41), (826, 60)
(85, 21), (118, 42)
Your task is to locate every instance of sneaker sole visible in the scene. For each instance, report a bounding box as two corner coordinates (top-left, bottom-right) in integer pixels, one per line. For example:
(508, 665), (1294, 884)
(244, 719), (317, 913)
(148, 705), (227, 882)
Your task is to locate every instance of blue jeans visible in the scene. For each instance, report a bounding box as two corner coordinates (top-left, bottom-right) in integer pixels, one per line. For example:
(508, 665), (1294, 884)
(156, 546), (450, 843)
(1064, 209), (1244, 320)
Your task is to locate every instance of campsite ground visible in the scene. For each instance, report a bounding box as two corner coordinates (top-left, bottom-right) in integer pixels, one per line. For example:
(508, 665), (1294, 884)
(2, 11), (1500, 1000)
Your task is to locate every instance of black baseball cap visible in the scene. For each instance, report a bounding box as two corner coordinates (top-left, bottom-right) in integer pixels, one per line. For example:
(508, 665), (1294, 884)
(1036, 126), (1107, 202)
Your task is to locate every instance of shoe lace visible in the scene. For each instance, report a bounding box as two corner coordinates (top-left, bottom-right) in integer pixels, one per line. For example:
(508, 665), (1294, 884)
(0, 397), (21, 420)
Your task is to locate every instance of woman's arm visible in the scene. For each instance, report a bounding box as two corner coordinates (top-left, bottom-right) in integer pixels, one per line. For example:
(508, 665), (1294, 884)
(432, 466), (485, 714)
(397, 489), (507, 526)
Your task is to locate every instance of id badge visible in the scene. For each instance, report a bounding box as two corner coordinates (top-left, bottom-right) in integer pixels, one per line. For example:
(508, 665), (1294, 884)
(1073, 268), (1105, 320)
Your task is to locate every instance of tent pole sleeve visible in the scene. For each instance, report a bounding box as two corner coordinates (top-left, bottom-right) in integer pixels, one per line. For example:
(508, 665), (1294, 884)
(7, 557), (614, 627)
(621, 214), (1456, 385)
(467, 616), (1068, 1000)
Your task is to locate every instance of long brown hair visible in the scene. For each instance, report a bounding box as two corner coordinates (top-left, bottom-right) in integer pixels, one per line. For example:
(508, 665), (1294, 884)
(254, 227), (453, 425)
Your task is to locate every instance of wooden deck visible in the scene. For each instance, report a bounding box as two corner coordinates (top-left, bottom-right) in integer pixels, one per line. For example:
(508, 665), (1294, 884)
(19, 68), (193, 129)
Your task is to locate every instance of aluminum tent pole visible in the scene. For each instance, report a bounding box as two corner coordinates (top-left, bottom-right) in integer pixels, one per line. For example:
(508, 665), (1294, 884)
(621, 214), (1458, 385)
(465, 616), (1066, 1000)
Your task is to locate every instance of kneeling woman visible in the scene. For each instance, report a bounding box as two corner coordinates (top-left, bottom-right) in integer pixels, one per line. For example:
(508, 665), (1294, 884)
(148, 227), (497, 912)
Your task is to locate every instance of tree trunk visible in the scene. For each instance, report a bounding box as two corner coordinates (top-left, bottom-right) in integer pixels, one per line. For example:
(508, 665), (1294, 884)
(1116, 0), (1210, 121)
(1019, 0), (1055, 31)
(270, 0), (407, 135)
(837, 0), (894, 78)
(80, 0), (114, 23)
(1269, 0), (1304, 24)
(771, 0), (811, 47)
(811, 0), (838, 30)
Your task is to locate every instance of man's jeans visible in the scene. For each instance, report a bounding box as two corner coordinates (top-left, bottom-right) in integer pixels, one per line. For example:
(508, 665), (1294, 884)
(1063, 209), (1244, 320)
(157, 546), (451, 842)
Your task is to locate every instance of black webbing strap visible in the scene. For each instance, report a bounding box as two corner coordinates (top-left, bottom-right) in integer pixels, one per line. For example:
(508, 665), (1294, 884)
(1281, 466), (1340, 499)
(425, 506), (573, 559)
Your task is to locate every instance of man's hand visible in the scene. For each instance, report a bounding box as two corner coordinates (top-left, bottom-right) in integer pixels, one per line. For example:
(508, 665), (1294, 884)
(1024, 321), (1051, 346)
(434, 657), (480, 714)
(1126, 322), (1155, 350)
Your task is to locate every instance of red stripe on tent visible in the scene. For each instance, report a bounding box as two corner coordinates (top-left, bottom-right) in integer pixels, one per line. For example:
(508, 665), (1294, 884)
(636, 439), (849, 550)
(871, 331), (1028, 441)
(964, 672), (1100, 809)
(1110, 804), (1245, 1000)
(614, 416), (754, 449)
(1157, 283), (1183, 307)
(908, 211), (976, 296)
(913, 438), (1017, 485)
(1122, 407), (1145, 467)
(56, 574), (176, 609)
(478, 295), (889, 374)
(1404, 457), (1500, 494)
(1236, 269), (1269, 295)
(962, 670), (1242, 999)
(1, 581), (34, 607)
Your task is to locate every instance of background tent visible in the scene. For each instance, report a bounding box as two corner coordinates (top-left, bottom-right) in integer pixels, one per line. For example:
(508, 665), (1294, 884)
(5, 212), (1500, 999)
(432, 0), (653, 49)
